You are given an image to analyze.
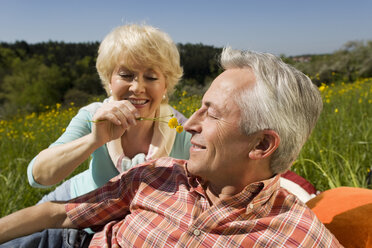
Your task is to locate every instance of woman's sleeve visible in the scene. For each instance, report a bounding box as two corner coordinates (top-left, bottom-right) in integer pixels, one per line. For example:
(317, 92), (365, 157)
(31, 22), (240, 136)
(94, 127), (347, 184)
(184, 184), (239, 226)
(27, 109), (93, 188)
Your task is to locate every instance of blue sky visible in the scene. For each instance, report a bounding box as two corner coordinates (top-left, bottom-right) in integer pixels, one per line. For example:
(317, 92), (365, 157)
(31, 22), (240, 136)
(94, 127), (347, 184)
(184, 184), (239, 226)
(1, 0), (371, 56)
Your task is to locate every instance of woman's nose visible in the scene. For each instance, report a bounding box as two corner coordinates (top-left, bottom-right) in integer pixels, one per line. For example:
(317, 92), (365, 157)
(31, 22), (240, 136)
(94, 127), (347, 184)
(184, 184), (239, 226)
(129, 77), (145, 94)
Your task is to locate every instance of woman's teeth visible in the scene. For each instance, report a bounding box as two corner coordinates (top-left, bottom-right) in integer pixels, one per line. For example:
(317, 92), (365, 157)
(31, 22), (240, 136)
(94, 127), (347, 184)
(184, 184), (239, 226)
(129, 99), (148, 105)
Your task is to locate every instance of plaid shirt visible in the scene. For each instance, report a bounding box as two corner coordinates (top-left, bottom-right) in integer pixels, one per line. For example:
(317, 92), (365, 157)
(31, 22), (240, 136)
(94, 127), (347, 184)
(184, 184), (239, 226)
(66, 157), (342, 247)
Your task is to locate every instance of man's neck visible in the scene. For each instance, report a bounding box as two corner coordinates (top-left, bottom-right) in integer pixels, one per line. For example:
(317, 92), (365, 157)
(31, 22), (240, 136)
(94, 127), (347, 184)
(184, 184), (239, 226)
(203, 163), (273, 206)
(204, 183), (244, 205)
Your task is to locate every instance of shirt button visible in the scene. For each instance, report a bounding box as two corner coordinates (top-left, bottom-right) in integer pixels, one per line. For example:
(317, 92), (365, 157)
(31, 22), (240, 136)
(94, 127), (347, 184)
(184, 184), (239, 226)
(193, 229), (201, 236)
(249, 203), (254, 209)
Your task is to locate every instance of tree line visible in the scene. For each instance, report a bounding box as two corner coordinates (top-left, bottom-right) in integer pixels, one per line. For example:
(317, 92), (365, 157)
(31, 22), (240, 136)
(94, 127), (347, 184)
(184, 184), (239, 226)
(284, 40), (372, 85)
(0, 40), (371, 117)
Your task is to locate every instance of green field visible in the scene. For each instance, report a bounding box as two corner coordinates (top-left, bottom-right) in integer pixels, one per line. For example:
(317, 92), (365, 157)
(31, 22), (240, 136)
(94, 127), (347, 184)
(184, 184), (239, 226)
(0, 79), (371, 217)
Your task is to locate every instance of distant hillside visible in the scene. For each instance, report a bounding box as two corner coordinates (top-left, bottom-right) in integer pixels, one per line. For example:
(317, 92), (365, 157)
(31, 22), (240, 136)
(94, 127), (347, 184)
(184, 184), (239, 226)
(0, 40), (371, 117)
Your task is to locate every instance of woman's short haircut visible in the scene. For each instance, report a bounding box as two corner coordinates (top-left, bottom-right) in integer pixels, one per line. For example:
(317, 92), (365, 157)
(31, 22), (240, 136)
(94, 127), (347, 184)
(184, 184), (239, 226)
(96, 24), (183, 101)
(220, 47), (323, 174)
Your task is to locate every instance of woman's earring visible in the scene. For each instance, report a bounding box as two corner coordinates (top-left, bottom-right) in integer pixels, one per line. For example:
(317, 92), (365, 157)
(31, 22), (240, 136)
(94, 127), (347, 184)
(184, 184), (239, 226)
(110, 89), (113, 95)
(162, 94), (166, 100)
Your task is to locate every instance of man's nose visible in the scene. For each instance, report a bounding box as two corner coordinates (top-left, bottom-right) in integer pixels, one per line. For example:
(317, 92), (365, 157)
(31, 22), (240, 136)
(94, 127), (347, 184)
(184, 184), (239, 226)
(184, 110), (202, 134)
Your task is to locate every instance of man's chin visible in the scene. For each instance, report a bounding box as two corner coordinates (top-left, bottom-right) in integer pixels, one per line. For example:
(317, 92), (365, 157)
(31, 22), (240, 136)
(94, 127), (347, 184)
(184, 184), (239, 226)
(186, 160), (205, 177)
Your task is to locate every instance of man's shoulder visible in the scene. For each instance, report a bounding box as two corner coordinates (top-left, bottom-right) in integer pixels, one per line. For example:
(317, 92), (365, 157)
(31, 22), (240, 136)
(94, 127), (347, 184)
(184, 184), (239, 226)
(265, 185), (319, 228)
(274, 186), (312, 213)
(266, 188), (339, 245)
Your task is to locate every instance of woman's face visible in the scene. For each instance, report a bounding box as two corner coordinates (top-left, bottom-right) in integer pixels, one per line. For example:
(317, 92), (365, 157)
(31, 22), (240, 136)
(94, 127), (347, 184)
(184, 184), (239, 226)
(110, 63), (167, 119)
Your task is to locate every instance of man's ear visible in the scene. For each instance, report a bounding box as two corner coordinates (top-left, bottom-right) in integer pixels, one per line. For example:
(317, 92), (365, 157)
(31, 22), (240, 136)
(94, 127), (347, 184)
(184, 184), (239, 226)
(249, 130), (280, 160)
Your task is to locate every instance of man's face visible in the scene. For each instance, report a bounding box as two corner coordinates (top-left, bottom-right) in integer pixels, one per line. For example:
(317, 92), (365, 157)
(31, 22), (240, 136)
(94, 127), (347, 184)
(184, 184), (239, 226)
(184, 68), (259, 184)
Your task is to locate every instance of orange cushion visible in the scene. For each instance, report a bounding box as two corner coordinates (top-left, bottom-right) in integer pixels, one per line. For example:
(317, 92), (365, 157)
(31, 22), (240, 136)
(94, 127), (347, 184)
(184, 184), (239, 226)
(306, 187), (372, 248)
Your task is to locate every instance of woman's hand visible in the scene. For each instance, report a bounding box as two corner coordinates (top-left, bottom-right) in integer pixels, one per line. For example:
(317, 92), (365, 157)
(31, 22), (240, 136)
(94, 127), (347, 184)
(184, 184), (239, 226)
(92, 100), (140, 145)
(32, 100), (140, 186)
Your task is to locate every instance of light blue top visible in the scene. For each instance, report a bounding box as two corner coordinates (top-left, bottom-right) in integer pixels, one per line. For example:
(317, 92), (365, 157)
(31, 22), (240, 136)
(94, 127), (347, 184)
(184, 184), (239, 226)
(27, 102), (191, 198)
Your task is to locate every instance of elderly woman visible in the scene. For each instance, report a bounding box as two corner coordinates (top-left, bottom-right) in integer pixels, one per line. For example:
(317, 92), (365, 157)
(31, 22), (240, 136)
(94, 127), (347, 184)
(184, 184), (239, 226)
(27, 24), (191, 202)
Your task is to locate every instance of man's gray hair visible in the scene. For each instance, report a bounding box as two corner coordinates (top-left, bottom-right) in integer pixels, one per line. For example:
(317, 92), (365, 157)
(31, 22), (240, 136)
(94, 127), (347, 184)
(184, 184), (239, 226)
(220, 47), (323, 174)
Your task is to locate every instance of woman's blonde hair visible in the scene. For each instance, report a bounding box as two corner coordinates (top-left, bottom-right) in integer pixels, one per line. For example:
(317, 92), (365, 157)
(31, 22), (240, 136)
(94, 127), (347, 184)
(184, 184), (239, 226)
(96, 24), (183, 101)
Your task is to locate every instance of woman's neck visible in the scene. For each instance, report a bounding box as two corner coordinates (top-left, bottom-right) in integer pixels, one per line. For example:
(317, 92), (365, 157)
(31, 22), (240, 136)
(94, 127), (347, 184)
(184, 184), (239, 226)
(121, 120), (155, 158)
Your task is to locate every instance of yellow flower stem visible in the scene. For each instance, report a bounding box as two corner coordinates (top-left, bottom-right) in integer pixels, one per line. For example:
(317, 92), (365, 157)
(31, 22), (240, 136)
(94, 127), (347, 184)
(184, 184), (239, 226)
(137, 117), (168, 124)
(138, 114), (174, 121)
(89, 114), (174, 123)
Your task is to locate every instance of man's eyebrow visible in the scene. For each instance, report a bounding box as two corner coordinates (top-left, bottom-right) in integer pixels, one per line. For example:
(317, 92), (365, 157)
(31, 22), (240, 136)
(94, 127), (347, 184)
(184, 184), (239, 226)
(204, 101), (221, 114)
(202, 100), (211, 108)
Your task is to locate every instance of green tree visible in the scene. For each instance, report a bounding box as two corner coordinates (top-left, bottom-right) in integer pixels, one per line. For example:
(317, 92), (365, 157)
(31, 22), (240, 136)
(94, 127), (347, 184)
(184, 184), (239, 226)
(1, 56), (69, 113)
(178, 43), (222, 85)
(0, 47), (17, 103)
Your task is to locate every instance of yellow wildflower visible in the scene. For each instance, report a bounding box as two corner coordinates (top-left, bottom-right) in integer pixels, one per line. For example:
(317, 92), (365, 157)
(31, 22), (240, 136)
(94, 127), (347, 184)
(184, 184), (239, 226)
(176, 125), (184, 133)
(167, 117), (183, 133)
(319, 83), (326, 92)
(168, 118), (178, 128)
(334, 108), (338, 113)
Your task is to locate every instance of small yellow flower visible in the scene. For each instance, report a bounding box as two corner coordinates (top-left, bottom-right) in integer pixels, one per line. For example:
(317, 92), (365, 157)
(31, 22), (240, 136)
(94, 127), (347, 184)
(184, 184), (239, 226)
(175, 125), (184, 133)
(168, 117), (178, 128)
(167, 117), (183, 133)
(319, 85), (326, 92)
(334, 108), (338, 113)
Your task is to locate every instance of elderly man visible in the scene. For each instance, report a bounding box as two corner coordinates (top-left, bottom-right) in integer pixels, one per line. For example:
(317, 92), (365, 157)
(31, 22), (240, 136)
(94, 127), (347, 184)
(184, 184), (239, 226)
(0, 48), (341, 247)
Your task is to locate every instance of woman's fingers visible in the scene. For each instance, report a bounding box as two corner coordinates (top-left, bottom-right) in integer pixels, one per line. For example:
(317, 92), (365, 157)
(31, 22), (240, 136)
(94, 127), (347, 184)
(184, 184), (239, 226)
(92, 100), (140, 141)
(112, 100), (140, 128)
(115, 101), (138, 127)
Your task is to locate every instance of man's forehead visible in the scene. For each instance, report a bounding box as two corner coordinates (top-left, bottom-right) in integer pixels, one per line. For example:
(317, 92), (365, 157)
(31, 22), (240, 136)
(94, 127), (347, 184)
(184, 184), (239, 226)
(205, 68), (255, 98)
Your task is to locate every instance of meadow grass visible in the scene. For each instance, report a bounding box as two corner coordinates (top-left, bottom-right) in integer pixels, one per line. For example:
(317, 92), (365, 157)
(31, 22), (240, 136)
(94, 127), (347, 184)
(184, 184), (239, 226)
(0, 79), (371, 216)
(292, 78), (372, 191)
